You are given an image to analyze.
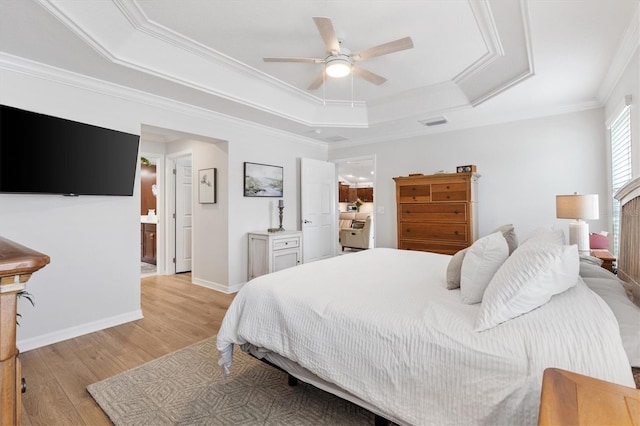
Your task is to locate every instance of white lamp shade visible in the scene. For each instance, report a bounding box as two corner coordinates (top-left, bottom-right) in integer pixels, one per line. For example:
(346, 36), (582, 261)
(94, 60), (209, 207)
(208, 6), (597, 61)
(556, 194), (599, 220)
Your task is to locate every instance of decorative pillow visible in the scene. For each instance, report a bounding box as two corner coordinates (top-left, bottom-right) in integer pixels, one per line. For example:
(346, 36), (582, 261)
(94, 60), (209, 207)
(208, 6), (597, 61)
(446, 248), (468, 289)
(475, 244), (579, 332)
(520, 227), (565, 247)
(460, 232), (509, 304)
(491, 224), (518, 255)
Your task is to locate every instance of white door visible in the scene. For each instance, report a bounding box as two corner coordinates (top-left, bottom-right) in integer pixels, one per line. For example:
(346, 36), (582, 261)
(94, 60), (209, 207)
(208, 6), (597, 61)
(301, 158), (336, 263)
(175, 157), (192, 273)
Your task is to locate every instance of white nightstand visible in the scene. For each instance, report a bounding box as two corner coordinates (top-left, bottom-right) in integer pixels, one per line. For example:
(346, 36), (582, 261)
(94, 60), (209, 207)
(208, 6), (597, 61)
(248, 230), (303, 280)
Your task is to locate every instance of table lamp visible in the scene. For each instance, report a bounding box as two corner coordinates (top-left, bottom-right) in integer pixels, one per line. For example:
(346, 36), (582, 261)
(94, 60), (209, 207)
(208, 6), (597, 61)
(556, 193), (599, 254)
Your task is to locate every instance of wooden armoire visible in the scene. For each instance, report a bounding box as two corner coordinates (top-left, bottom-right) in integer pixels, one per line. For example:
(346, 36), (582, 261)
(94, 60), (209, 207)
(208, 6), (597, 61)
(393, 172), (480, 255)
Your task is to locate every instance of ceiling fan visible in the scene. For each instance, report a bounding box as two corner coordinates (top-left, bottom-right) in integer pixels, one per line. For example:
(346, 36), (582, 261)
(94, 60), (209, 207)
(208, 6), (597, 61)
(263, 17), (414, 90)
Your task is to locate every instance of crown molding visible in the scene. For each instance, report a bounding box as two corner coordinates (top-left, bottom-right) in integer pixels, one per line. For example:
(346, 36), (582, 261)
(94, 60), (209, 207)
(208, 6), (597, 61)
(0, 53), (328, 149)
(328, 99), (601, 150)
(596, 3), (640, 104)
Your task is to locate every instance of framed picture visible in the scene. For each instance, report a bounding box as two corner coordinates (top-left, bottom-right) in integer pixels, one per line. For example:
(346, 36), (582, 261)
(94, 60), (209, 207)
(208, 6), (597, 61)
(244, 162), (283, 197)
(198, 168), (216, 204)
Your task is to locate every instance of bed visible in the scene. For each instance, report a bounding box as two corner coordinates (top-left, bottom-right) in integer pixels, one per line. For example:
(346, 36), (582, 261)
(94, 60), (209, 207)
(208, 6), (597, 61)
(217, 179), (640, 425)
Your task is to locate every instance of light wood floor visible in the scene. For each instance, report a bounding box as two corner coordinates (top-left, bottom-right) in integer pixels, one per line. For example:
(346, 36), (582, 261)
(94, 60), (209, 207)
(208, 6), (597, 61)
(20, 274), (236, 426)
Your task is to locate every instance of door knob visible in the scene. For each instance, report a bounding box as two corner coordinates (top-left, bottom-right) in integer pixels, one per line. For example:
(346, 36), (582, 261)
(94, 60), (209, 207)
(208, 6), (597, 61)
(304, 219), (312, 224)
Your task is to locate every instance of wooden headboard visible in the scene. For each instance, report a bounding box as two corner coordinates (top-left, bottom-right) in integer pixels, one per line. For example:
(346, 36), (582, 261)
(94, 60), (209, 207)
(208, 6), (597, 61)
(615, 176), (640, 306)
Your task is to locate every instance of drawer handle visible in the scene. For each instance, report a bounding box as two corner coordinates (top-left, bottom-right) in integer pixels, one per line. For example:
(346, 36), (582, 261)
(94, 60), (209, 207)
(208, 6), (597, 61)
(446, 195), (451, 199)
(406, 229), (411, 233)
(454, 231), (459, 235)
(454, 210), (459, 214)
(446, 185), (450, 189)
(21, 377), (26, 393)
(405, 210), (411, 214)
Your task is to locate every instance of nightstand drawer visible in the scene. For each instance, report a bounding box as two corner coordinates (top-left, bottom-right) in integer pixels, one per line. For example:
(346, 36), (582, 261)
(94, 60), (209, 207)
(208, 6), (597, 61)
(273, 237), (300, 250)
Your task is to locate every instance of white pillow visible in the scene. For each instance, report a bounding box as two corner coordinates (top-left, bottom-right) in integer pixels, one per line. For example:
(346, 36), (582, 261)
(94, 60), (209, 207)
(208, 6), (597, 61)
(446, 247), (469, 290)
(475, 244), (579, 331)
(460, 232), (509, 304)
(520, 227), (565, 247)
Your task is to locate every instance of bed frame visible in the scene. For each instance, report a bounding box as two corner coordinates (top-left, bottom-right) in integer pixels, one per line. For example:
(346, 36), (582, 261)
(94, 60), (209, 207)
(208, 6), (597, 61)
(615, 176), (640, 306)
(245, 178), (640, 424)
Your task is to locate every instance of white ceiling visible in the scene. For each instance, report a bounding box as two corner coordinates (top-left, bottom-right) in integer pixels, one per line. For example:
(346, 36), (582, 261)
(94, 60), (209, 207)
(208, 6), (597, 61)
(0, 0), (638, 146)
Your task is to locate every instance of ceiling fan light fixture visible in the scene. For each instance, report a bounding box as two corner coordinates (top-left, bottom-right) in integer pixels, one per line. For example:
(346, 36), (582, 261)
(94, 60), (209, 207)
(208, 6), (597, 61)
(325, 56), (351, 78)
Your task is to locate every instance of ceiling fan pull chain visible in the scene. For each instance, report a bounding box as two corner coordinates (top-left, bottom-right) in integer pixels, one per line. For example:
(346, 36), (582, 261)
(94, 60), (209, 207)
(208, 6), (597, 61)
(323, 70), (326, 106)
(351, 69), (354, 108)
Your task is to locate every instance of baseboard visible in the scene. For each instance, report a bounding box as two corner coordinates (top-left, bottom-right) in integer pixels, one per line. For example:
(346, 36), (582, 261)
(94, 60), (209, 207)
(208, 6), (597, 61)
(191, 277), (245, 294)
(17, 309), (144, 352)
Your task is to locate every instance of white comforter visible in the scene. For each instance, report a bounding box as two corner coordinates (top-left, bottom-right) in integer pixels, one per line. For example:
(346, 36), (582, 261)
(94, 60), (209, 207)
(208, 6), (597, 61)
(217, 248), (634, 426)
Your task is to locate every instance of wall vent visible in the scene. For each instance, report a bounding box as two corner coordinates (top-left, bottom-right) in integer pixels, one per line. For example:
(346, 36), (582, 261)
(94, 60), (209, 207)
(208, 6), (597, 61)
(419, 116), (448, 126)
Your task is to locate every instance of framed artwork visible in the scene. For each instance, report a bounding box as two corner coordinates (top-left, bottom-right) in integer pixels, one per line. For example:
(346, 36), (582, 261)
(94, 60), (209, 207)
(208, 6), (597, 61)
(198, 168), (216, 204)
(244, 162), (283, 197)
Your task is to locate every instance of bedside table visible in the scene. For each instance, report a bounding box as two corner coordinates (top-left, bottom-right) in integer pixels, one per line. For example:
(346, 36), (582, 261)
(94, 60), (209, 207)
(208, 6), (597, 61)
(590, 249), (616, 272)
(538, 368), (640, 426)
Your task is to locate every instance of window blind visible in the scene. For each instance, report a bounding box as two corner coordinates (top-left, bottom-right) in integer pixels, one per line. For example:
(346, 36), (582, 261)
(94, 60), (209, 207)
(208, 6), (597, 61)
(610, 106), (631, 257)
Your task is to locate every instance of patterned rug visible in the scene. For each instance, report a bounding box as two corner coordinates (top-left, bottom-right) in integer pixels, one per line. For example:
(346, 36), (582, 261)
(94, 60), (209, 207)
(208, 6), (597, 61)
(87, 337), (373, 425)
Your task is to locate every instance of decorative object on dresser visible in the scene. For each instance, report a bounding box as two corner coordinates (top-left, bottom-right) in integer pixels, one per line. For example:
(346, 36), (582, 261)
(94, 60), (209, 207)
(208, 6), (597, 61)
(268, 199), (285, 233)
(555, 193), (599, 254)
(0, 236), (50, 426)
(248, 230), (302, 280)
(393, 171), (480, 254)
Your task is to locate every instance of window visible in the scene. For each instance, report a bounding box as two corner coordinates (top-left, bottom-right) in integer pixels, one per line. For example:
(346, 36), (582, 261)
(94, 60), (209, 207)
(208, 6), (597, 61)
(609, 105), (632, 256)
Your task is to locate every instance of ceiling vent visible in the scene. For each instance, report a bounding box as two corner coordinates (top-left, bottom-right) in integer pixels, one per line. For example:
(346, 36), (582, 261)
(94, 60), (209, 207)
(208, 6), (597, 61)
(419, 116), (448, 126)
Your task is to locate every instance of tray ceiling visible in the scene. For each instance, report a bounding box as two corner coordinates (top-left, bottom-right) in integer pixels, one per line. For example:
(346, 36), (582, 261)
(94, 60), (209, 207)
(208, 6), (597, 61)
(0, 0), (637, 145)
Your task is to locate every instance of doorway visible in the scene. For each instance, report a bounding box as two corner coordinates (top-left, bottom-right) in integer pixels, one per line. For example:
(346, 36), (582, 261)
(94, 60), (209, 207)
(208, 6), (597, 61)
(140, 153), (163, 276)
(336, 156), (376, 252)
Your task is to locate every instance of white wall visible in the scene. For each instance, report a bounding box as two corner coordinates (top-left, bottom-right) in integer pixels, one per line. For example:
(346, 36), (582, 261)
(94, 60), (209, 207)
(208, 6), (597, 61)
(329, 108), (609, 248)
(1, 63), (326, 350)
(227, 129), (326, 287)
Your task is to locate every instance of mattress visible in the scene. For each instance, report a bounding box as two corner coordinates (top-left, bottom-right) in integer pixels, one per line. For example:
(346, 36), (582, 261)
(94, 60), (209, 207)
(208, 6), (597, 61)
(217, 248), (634, 425)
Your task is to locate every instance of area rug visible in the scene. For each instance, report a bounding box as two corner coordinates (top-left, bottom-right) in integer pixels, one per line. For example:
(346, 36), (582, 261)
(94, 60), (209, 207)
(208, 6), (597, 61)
(87, 336), (373, 425)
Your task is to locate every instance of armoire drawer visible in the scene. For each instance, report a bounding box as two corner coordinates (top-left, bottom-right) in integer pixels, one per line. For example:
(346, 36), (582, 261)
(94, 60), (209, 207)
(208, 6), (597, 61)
(398, 185), (431, 203)
(399, 203), (467, 222)
(400, 222), (468, 242)
(431, 183), (468, 201)
(399, 240), (468, 255)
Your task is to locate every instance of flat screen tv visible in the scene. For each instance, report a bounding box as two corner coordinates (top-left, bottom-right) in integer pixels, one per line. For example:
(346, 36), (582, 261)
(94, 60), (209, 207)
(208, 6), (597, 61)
(0, 104), (139, 196)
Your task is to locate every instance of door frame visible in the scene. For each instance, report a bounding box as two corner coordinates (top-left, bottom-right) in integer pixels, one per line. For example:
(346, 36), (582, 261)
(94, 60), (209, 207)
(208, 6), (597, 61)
(139, 151), (165, 275)
(165, 150), (193, 275)
(333, 154), (377, 248)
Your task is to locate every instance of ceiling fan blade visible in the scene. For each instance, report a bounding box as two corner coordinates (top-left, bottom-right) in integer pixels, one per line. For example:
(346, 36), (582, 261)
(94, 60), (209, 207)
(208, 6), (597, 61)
(263, 57), (322, 63)
(307, 70), (326, 90)
(353, 37), (414, 61)
(313, 17), (341, 54)
(353, 66), (387, 85)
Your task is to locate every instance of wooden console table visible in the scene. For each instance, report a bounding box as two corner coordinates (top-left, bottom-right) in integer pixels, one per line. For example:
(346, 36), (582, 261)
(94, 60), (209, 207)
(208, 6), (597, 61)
(0, 237), (49, 426)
